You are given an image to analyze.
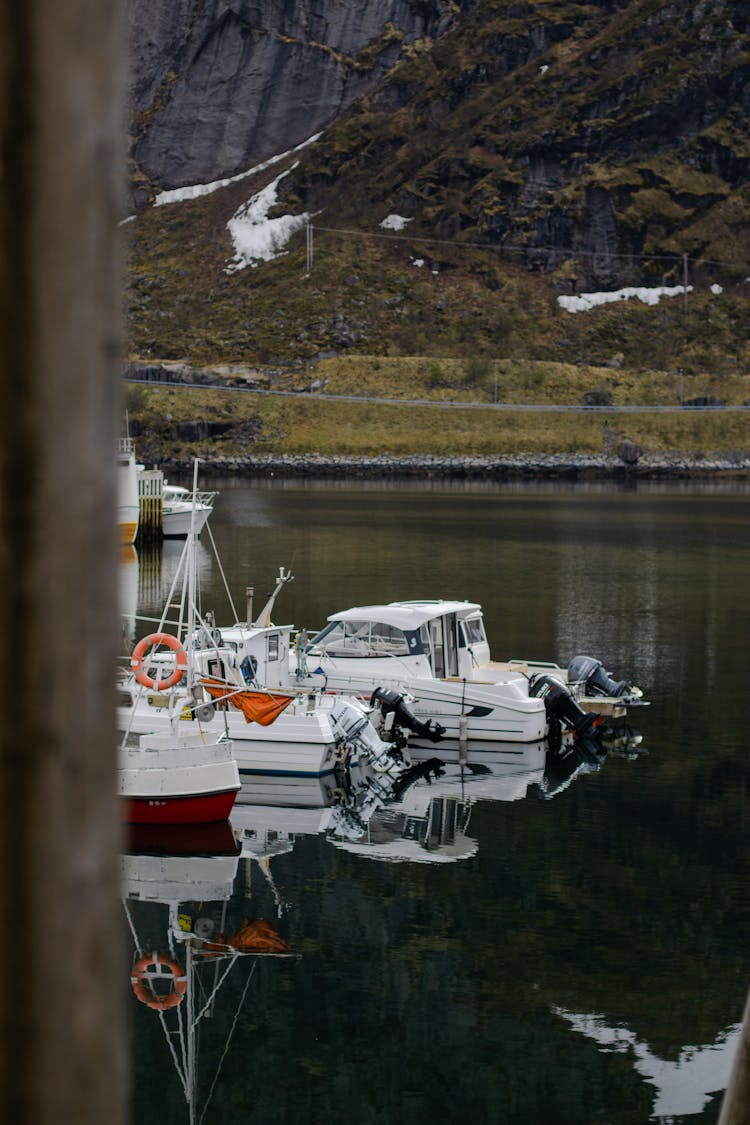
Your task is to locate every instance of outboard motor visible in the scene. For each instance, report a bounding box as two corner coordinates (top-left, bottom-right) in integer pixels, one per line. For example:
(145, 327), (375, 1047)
(528, 673), (600, 738)
(567, 655), (640, 701)
(370, 687), (445, 744)
(330, 698), (406, 773)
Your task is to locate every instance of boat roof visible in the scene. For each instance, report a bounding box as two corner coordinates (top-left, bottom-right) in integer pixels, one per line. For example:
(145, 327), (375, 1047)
(326, 600), (482, 630)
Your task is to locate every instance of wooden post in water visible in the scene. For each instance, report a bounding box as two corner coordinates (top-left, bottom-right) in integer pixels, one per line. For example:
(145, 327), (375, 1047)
(718, 987), (750, 1125)
(0, 1), (126, 1123)
(137, 467), (164, 539)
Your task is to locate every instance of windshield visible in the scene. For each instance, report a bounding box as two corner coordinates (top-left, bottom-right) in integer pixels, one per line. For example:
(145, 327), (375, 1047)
(310, 619), (424, 657)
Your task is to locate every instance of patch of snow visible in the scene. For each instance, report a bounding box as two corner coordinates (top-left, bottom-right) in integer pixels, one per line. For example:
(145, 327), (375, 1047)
(154, 133), (321, 207)
(710, 283), (723, 294)
(539, 64), (549, 74)
(225, 165), (309, 273)
(412, 258), (425, 268)
(380, 214), (413, 231)
(558, 285), (692, 313)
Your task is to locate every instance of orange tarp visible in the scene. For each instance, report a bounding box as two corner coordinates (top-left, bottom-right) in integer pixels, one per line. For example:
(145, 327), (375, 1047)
(203, 919), (291, 954)
(203, 679), (294, 725)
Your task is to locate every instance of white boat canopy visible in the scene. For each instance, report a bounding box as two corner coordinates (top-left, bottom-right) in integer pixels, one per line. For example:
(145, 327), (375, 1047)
(325, 600), (483, 631)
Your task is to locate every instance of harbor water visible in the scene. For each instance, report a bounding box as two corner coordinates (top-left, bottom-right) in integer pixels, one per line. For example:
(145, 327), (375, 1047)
(122, 479), (750, 1125)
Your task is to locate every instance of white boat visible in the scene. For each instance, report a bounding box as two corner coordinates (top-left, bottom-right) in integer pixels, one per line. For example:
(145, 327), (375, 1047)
(117, 437), (139, 545)
(293, 600), (547, 744)
(117, 530), (404, 782)
(161, 482), (216, 538)
(119, 462), (240, 825)
(292, 599), (644, 746)
(119, 731), (240, 826)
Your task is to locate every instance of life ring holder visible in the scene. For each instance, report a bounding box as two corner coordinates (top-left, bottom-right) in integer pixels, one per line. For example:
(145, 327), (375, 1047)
(130, 952), (187, 1011)
(131, 632), (187, 691)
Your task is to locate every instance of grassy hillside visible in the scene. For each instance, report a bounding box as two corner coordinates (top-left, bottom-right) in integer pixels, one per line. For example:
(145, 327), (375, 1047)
(124, 355), (750, 462)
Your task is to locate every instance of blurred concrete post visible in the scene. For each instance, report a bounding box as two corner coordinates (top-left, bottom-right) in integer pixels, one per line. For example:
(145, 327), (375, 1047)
(0, 1), (126, 1123)
(718, 987), (750, 1125)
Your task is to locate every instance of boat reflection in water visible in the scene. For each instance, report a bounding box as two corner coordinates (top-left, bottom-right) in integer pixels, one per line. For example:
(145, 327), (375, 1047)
(122, 821), (297, 1125)
(123, 728), (650, 1123)
(232, 726), (648, 866)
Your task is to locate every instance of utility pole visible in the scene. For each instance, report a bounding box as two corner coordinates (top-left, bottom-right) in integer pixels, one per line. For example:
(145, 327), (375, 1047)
(683, 253), (689, 315)
(305, 221), (313, 277)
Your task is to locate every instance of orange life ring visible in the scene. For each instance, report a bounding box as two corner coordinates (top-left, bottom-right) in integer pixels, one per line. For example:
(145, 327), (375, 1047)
(130, 951), (187, 1010)
(130, 632), (187, 690)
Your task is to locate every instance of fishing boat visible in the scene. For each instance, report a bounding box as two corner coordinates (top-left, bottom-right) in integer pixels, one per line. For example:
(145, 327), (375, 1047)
(292, 599), (645, 746)
(119, 462), (240, 825)
(117, 508), (405, 782)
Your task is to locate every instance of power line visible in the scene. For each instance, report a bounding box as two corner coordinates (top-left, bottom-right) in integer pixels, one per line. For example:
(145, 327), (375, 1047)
(309, 223), (749, 271)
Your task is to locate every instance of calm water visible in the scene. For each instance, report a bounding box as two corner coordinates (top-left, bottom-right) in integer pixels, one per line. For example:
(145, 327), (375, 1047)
(123, 479), (750, 1125)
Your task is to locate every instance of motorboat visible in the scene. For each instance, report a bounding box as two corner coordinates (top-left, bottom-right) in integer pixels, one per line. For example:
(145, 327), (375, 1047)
(117, 437), (139, 545)
(292, 600), (643, 746)
(117, 501), (406, 782)
(161, 482), (216, 538)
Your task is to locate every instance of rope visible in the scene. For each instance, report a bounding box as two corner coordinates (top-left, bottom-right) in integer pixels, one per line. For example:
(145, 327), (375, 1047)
(205, 521), (239, 624)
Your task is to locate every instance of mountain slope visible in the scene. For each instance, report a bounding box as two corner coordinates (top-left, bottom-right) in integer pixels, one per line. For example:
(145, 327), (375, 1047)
(125, 0), (750, 379)
(288, 0), (750, 284)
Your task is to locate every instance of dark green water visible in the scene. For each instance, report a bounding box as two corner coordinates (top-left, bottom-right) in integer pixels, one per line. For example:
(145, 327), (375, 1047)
(124, 480), (750, 1125)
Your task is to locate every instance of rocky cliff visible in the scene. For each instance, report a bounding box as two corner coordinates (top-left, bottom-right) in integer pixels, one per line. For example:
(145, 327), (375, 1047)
(287, 0), (750, 286)
(125, 1), (750, 369)
(127, 0), (463, 208)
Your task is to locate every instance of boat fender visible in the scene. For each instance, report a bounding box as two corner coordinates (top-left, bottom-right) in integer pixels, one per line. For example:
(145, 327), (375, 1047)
(131, 632), (187, 691)
(130, 952), (187, 1011)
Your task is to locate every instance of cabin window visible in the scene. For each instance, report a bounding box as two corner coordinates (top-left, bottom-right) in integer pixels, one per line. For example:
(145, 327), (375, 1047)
(311, 619), (413, 657)
(267, 634), (279, 661)
(461, 617), (486, 647)
(368, 622), (409, 655)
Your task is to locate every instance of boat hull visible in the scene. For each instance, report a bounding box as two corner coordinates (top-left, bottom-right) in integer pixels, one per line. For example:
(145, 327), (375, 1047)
(123, 788), (239, 826)
(303, 672), (548, 744)
(118, 735), (241, 825)
(162, 504), (212, 538)
(118, 693), (344, 778)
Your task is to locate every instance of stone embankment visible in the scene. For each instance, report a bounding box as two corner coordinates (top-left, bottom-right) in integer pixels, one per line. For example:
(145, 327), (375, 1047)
(153, 452), (750, 480)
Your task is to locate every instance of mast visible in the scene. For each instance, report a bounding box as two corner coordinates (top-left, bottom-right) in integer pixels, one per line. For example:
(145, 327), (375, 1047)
(185, 459), (200, 695)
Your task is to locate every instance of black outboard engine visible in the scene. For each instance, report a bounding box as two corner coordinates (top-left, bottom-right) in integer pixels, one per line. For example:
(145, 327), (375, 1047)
(567, 655), (635, 700)
(370, 687), (445, 743)
(528, 673), (600, 738)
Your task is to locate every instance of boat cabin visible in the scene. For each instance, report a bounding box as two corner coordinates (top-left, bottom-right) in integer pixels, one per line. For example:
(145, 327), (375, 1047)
(195, 621), (294, 692)
(308, 601), (492, 680)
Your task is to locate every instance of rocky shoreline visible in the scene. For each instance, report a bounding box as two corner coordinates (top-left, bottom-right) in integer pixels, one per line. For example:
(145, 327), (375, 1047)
(154, 452), (750, 481)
